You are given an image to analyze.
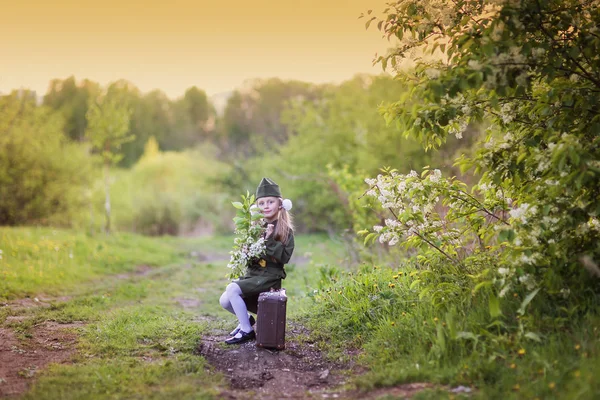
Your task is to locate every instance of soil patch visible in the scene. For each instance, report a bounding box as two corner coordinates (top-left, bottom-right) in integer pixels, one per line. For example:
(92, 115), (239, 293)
(114, 264), (155, 280)
(361, 383), (438, 399)
(175, 297), (203, 309)
(198, 324), (351, 399)
(2, 296), (72, 313)
(0, 321), (83, 398)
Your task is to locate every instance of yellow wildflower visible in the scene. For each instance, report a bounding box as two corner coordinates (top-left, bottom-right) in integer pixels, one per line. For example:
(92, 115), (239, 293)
(548, 382), (555, 390)
(518, 348), (526, 356)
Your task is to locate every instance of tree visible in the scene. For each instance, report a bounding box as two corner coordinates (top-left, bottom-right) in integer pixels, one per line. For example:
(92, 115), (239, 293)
(241, 75), (432, 232)
(171, 86), (217, 150)
(363, 0), (599, 303)
(85, 92), (133, 234)
(0, 92), (93, 226)
(216, 78), (322, 159)
(43, 77), (100, 141)
(182, 86), (214, 134)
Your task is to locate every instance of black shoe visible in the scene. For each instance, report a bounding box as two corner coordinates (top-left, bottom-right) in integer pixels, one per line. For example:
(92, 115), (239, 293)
(229, 315), (256, 336)
(225, 329), (256, 345)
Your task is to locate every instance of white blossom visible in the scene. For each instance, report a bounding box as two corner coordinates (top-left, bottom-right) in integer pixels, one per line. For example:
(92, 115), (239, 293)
(499, 284), (512, 298)
(467, 60), (482, 71)
(425, 68), (441, 79)
(531, 47), (545, 58)
(518, 274), (536, 290)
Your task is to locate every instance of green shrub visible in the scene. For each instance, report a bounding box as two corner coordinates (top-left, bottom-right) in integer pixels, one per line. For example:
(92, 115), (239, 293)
(95, 143), (233, 236)
(0, 93), (94, 226)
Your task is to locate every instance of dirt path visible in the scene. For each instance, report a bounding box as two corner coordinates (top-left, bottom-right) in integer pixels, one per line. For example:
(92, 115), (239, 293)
(0, 253), (437, 399)
(197, 321), (350, 399)
(0, 299), (83, 398)
(0, 299), (352, 400)
(195, 322), (439, 400)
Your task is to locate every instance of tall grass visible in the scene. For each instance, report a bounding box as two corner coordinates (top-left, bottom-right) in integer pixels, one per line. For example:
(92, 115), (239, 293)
(304, 260), (600, 398)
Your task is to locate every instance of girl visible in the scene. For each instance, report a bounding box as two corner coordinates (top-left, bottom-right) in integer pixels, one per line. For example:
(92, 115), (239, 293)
(219, 177), (295, 344)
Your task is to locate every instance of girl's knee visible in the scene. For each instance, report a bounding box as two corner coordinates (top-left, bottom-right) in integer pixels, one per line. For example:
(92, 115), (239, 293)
(219, 292), (230, 309)
(225, 282), (241, 297)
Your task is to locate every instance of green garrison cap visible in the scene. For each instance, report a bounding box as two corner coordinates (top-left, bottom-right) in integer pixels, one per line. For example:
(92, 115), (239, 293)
(256, 177), (281, 199)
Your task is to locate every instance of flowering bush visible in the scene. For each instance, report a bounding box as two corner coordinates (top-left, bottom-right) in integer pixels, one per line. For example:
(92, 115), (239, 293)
(226, 192), (266, 280)
(361, 0), (600, 308)
(362, 167), (509, 264)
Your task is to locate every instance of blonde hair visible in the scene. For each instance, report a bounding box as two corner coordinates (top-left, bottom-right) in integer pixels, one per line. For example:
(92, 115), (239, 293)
(274, 198), (294, 244)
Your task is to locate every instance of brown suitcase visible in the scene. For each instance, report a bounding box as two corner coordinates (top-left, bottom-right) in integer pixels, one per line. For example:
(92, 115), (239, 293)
(256, 289), (287, 350)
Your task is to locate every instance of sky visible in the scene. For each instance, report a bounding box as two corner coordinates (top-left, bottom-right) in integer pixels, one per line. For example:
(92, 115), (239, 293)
(0, 0), (392, 99)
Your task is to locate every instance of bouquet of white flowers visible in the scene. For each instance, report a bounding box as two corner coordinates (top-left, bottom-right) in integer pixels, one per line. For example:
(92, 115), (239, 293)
(226, 192), (266, 280)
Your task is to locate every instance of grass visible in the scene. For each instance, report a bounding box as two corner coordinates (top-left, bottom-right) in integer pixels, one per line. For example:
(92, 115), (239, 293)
(23, 356), (220, 400)
(0, 226), (347, 399)
(0, 226), (185, 300)
(10, 225), (595, 398)
(302, 260), (600, 399)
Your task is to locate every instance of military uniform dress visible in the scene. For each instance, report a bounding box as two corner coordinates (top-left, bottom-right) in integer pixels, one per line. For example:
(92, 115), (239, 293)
(236, 220), (295, 313)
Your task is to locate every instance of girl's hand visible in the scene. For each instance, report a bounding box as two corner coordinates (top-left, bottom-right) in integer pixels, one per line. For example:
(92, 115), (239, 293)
(266, 224), (274, 238)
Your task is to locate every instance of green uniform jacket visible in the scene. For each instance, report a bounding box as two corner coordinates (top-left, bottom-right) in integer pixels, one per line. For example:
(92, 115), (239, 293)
(236, 220), (295, 313)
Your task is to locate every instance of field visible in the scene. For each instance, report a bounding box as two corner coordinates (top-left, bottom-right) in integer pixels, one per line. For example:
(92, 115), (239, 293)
(0, 227), (350, 399)
(1, 227), (598, 399)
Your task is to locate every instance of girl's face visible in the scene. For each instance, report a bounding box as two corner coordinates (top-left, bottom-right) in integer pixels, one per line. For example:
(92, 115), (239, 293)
(257, 196), (280, 222)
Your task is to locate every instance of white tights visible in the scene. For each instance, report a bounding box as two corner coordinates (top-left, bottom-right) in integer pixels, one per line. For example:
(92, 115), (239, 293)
(219, 283), (253, 333)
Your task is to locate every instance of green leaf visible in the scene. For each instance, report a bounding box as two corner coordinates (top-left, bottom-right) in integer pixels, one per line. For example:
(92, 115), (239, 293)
(473, 280), (492, 293)
(436, 323), (446, 352)
(409, 279), (421, 289)
(455, 331), (478, 341)
(487, 320), (507, 329)
(489, 293), (502, 318)
(364, 232), (378, 246)
(524, 332), (542, 343)
(518, 288), (541, 316)
(365, 16), (376, 29)
(498, 229), (515, 243)
(251, 213), (264, 221)
(232, 202), (243, 209)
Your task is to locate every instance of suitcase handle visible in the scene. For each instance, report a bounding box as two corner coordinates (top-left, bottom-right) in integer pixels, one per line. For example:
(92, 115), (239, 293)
(269, 287), (287, 297)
